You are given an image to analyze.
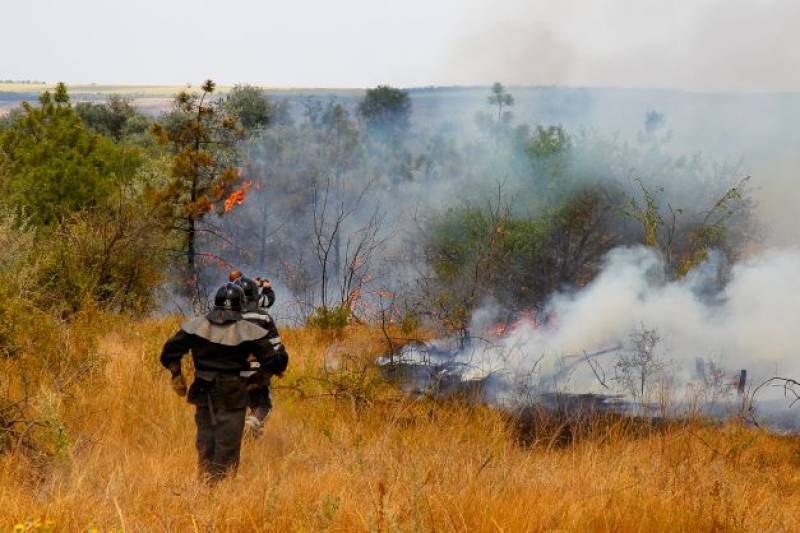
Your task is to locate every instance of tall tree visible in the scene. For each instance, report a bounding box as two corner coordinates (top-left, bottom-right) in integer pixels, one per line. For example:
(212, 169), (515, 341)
(475, 82), (516, 143)
(357, 85), (411, 144)
(223, 84), (272, 132)
(487, 82), (514, 123)
(321, 102), (360, 275)
(76, 95), (139, 140)
(0, 83), (141, 226)
(151, 80), (244, 287)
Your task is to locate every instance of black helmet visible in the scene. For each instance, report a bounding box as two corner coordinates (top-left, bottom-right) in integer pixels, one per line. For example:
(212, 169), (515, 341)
(206, 283), (245, 324)
(234, 276), (259, 304)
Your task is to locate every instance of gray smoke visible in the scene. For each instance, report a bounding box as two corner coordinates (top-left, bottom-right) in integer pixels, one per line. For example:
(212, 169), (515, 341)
(196, 83), (800, 431)
(384, 245), (800, 426)
(443, 0), (800, 93)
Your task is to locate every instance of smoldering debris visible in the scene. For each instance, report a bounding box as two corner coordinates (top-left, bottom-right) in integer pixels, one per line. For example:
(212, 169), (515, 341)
(378, 245), (800, 430)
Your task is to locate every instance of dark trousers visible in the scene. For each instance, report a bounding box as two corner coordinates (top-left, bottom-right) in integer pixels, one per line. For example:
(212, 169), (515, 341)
(194, 405), (246, 482)
(246, 373), (273, 421)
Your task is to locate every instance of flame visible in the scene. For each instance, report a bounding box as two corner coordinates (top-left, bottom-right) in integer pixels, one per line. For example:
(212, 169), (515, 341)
(491, 310), (541, 337)
(223, 181), (252, 213)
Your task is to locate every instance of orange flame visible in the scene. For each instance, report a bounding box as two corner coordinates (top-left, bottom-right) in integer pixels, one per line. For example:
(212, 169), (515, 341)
(223, 181), (252, 213)
(491, 310), (541, 337)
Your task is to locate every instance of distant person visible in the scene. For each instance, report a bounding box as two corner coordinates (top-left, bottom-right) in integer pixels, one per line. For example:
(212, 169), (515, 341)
(254, 276), (276, 310)
(160, 283), (288, 483)
(232, 273), (287, 437)
(229, 269), (275, 309)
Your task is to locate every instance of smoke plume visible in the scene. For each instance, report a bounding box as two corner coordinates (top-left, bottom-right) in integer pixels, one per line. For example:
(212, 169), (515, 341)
(389, 245), (800, 425)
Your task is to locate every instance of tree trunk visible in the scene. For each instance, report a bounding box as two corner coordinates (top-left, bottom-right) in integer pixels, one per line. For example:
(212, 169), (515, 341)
(333, 137), (343, 279)
(187, 214), (196, 276)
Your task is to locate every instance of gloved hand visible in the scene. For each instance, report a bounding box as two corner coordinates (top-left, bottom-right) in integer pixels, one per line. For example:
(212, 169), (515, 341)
(244, 414), (264, 439)
(171, 373), (187, 396)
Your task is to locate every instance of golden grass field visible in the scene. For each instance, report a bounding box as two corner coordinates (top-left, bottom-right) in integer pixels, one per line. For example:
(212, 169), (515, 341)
(2, 317), (800, 532)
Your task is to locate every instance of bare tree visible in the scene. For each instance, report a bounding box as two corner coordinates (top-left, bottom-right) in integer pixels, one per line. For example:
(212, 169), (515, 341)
(613, 326), (666, 400)
(312, 176), (384, 315)
(339, 205), (384, 312)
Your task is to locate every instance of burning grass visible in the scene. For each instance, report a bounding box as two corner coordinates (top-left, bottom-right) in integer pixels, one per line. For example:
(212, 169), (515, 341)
(1, 318), (800, 531)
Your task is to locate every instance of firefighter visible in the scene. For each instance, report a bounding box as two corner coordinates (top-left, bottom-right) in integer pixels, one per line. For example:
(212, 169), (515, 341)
(233, 275), (287, 437)
(229, 270), (274, 309)
(160, 283), (288, 483)
(254, 276), (276, 309)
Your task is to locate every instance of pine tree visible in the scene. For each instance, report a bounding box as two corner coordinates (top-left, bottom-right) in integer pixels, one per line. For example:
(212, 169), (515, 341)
(150, 80), (245, 290)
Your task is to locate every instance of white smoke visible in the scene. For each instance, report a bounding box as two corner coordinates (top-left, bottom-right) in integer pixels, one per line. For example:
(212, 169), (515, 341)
(388, 246), (800, 424)
(540, 246), (800, 382)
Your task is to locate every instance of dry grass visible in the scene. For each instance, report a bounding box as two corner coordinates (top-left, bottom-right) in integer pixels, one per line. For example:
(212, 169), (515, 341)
(1, 318), (800, 531)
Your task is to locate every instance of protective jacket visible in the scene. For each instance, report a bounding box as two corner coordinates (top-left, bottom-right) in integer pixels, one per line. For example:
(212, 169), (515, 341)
(160, 316), (286, 409)
(242, 309), (285, 358)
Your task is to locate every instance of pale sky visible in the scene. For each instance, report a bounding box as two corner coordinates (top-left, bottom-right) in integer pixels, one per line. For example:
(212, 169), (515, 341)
(2, 0), (798, 92)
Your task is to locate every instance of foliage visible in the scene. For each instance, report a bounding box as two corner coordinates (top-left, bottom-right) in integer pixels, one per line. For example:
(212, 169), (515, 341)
(644, 110), (666, 135)
(222, 84), (272, 132)
(522, 124), (570, 159)
(514, 123), (572, 198)
(0, 84), (142, 226)
(357, 85), (411, 144)
(423, 199), (510, 334)
(226, 100), (368, 311)
(476, 82), (516, 142)
(37, 200), (167, 316)
(0, 107), (24, 132)
(0, 209), (123, 457)
(75, 95), (150, 142)
(306, 304), (351, 333)
(487, 82), (514, 120)
(150, 80), (245, 282)
(423, 186), (621, 330)
(0, 80), (756, 333)
(255, 98), (294, 128)
(0, 212), (42, 358)
(625, 177), (751, 278)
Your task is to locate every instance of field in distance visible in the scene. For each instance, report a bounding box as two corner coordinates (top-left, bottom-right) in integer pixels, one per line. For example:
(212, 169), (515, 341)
(0, 83), (366, 114)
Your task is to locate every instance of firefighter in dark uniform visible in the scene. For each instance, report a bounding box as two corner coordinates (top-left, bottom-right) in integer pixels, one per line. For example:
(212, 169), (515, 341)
(160, 283), (288, 482)
(232, 275), (286, 437)
(255, 277), (276, 308)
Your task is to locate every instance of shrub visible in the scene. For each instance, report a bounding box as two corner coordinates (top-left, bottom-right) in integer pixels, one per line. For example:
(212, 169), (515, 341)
(0, 85), (142, 226)
(307, 305), (351, 333)
(422, 186), (620, 331)
(36, 201), (167, 317)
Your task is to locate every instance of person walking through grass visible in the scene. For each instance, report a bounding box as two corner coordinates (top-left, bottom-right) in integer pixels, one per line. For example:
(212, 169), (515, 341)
(231, 274), (288, 437)
(160, 283), (288, 482)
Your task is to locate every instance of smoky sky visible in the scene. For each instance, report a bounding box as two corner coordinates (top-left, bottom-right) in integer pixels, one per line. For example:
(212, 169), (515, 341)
(1, 0), (798, 92)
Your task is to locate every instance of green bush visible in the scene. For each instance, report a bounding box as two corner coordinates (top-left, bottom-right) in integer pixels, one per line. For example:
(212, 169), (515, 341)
(0, 85), (143, 226)
(423, 186), (620, 330)
(36, 202), (167, 317)
(307, 305), (351, 333)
